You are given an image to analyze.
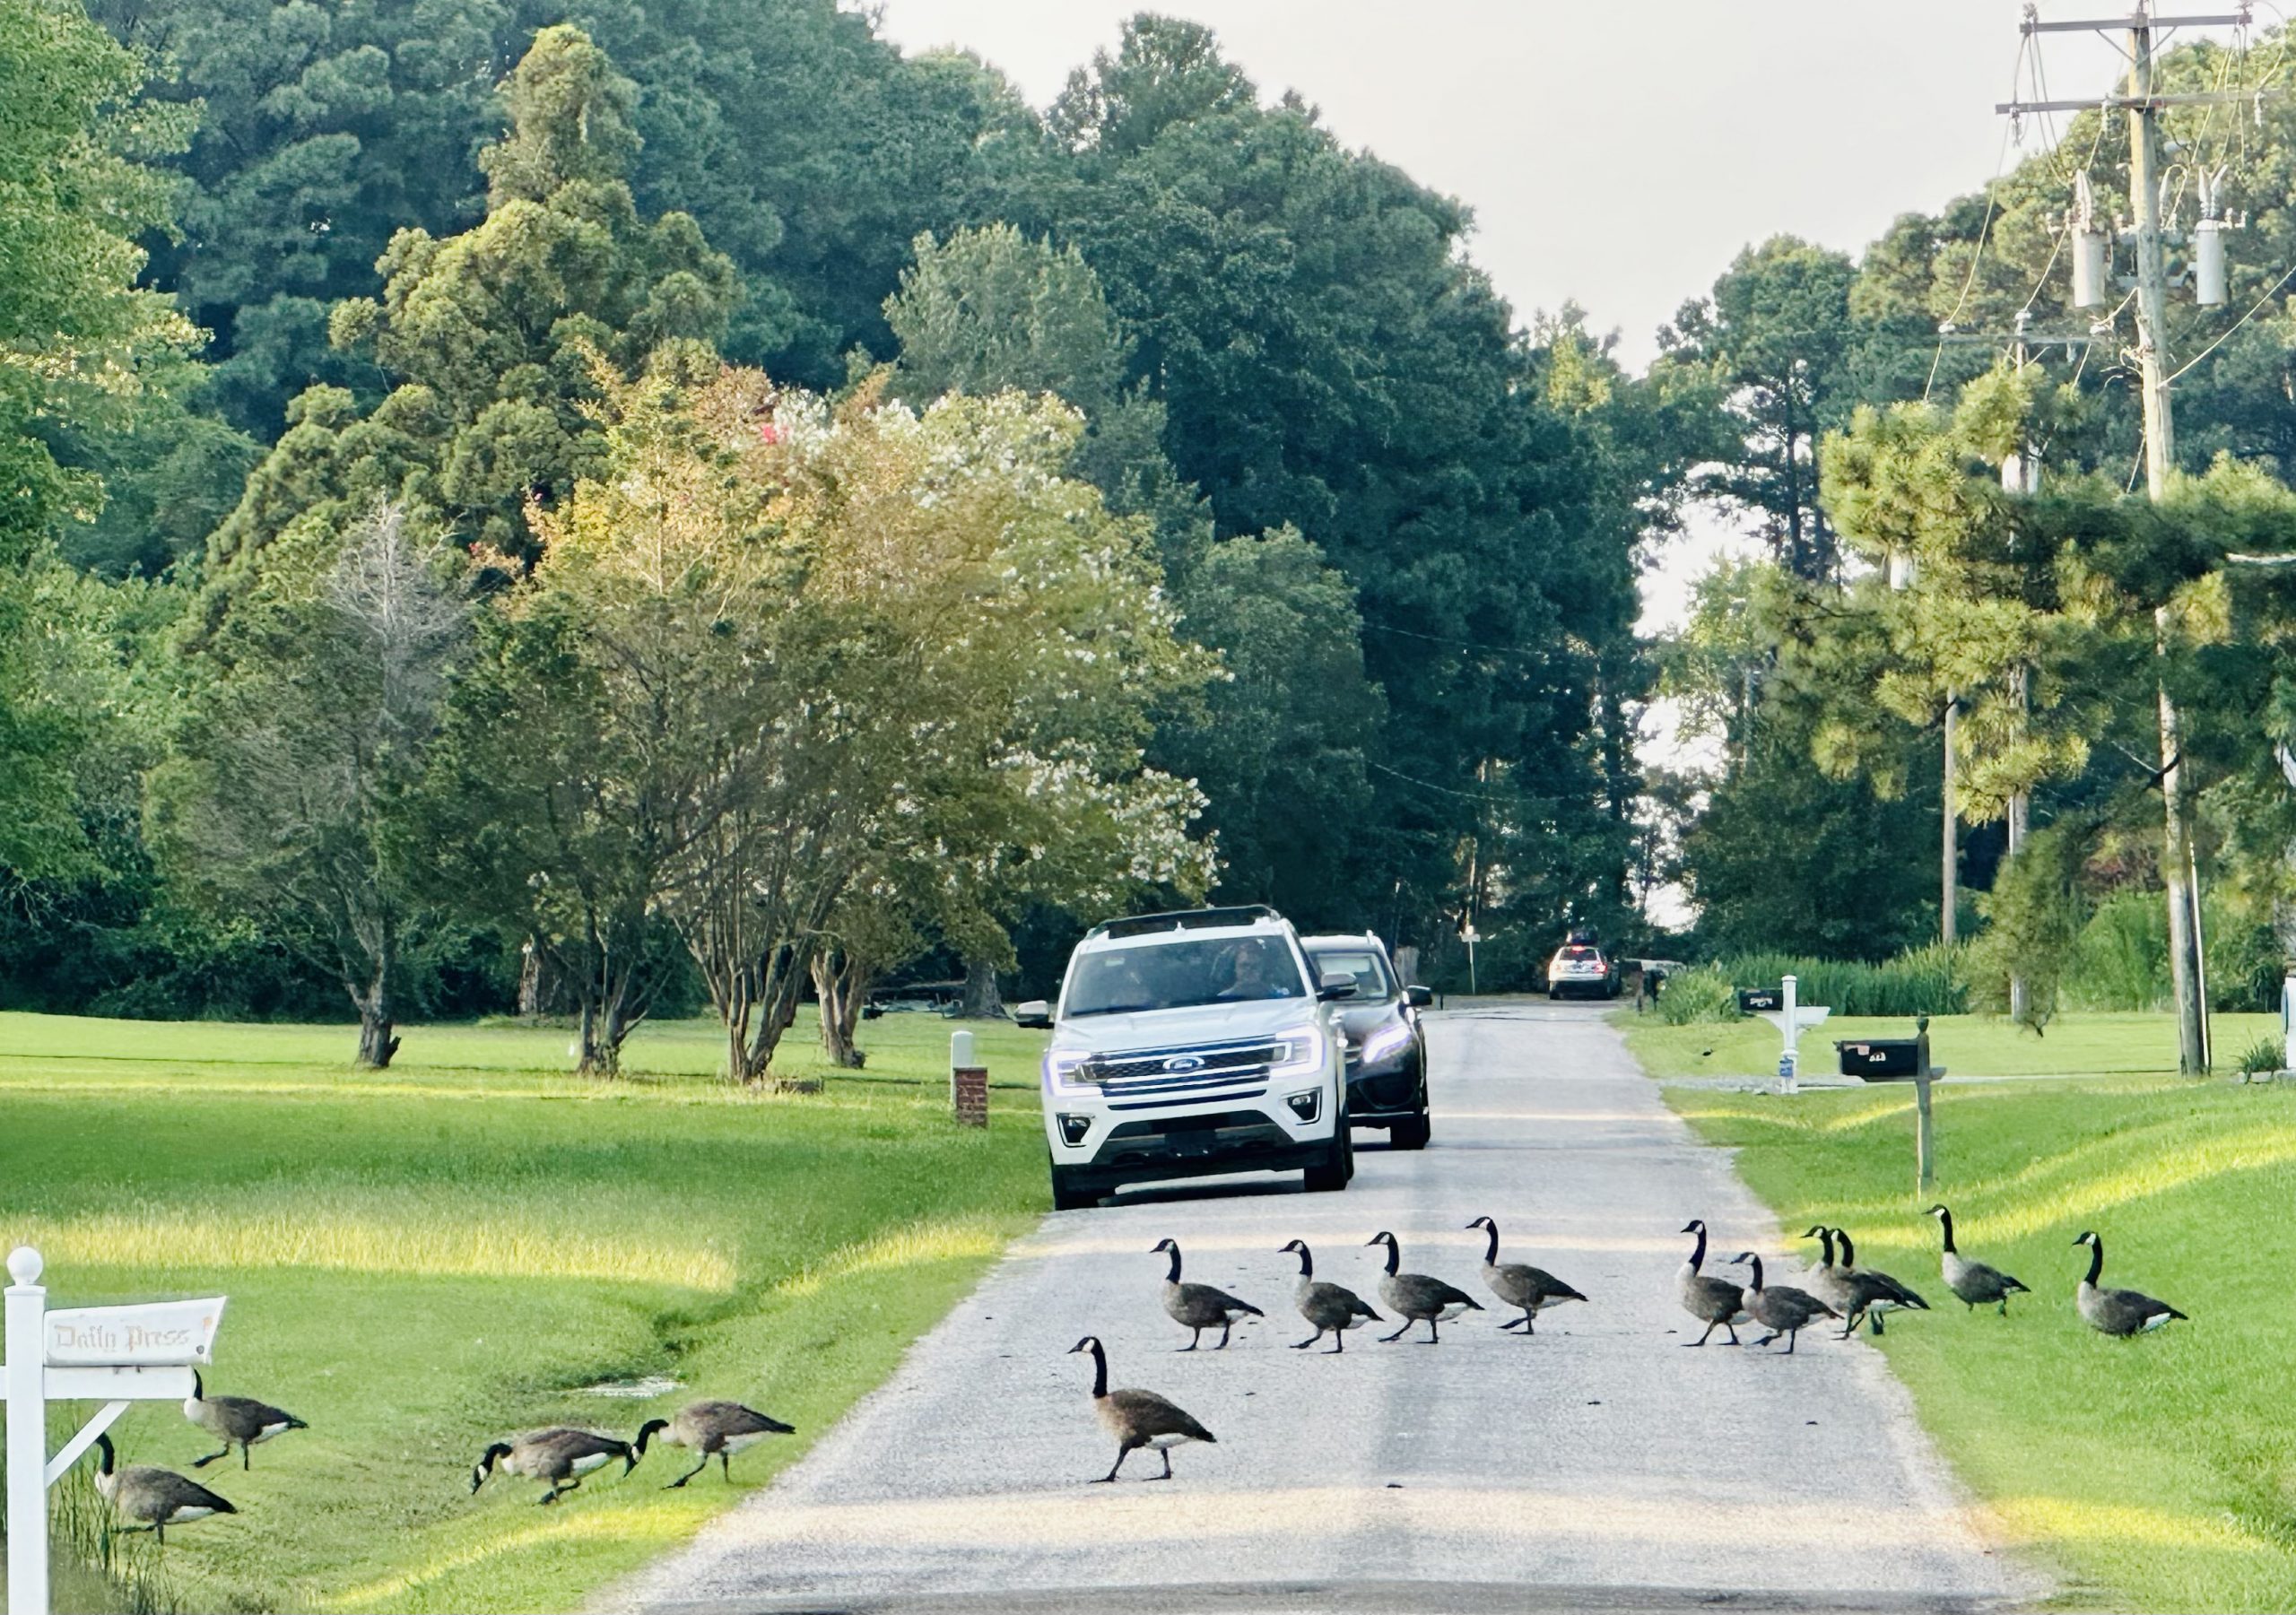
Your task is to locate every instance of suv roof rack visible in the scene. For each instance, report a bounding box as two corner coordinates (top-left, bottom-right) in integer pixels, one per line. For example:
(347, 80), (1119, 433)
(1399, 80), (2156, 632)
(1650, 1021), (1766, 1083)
(1087, 905), (1281, 941)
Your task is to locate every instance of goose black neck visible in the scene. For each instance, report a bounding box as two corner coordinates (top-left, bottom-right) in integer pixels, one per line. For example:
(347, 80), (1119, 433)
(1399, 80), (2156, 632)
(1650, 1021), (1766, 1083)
(1937, 1209), (1957, 1253)
(1380, 1237), (1399, 1276)
(1745, 1254), (1765, 1291)
(1817, 1229), (1835, 1267)
(1088, 1339), (1108, 1399)
(190, 1368), (205, 1401)
(95, 1433), (116, 1475)
(1292, 1245), (1313, 1279)
(1836, 1230), (1857, 1267)
(1479, 1222), (1500, 1265)
(2083, 1237), (2104, 1287)
(1687, 1223), (1708, 1272)
(1162, 1244), (1181, 1283)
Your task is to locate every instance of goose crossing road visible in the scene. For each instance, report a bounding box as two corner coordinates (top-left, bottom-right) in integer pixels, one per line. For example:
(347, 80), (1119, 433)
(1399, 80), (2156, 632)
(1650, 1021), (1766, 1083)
(608, 1002), (2033, 1614)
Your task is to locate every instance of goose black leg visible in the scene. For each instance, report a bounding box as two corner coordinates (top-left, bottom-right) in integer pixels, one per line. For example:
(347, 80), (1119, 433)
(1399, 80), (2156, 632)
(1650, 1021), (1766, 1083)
(1179, 1327), (1200, 1351)
(1423, 1318), (1440, 1344)
(1327, 1333), (1344, 1355)
(154, 1524), (165, 1548)
(1216, 1321), (1232, 1350)
(1783, 1329), (1798, 1356)
(1094, 1445), (1132, 1483)
(1522, 1312), (1536, 1335)
(1870, 1312), (1885, 1335)
(1291, 1330), (1320, 1350)
(240, 1443), (252, 1471)
(1380, 1320), (1413, 1342)
(720, 1451), (734, 1481)
(1155, 1449), (1174, 1480)
(666, 1456), (709, 1489)
(1687, 1320), (1717, 1346)
(191, 1446), (233, 1469)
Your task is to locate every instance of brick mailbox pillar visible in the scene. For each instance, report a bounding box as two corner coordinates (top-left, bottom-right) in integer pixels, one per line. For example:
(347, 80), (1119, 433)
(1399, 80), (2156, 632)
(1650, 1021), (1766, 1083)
(952, 1067), (988, 1127)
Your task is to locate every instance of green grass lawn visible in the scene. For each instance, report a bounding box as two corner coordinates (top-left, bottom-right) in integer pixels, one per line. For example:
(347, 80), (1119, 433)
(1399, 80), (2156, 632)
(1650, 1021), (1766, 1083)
(0, 1007), (1049, 1614)
(1652, 1045), (2296, 1611)
(1623, 1008), (2282, 1082)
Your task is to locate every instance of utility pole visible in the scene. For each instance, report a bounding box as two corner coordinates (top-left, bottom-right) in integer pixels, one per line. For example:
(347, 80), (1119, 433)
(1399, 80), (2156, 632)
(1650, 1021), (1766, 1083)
(1999, 2), (2252, 1072)
(1941, 692), (1959, 945)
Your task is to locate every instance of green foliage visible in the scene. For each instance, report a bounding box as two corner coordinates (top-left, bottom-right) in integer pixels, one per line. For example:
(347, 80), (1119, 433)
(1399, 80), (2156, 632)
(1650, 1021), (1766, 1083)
(1970, 820), (2092, 1031)
(1653, 962), (1740, 1025)
(1716, 944), (1970, 1019)
(2235, 1035), (2283, 1077)
(2068, 890), (2172, 1012)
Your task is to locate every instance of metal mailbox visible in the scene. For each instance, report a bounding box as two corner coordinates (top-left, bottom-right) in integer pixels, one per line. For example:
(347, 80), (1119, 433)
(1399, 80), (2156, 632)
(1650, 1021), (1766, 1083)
(1836, 1029), (1930, 1081)
(1736, 986), (1783, 1014)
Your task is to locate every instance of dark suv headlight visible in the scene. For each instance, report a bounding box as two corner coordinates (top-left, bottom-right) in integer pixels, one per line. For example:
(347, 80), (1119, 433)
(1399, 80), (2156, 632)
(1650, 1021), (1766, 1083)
(1356, 1018), (1414, 1066)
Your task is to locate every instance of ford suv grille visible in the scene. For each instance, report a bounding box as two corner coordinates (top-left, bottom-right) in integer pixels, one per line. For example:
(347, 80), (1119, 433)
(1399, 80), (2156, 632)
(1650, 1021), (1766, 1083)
(1082, 1039), (1286, 1108)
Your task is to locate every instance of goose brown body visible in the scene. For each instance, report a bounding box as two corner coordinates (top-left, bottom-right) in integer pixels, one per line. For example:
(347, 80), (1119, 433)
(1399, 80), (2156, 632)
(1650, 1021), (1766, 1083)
(470, 1427), (640, 1504)
(1676, 1220), (1749, 1346)
(183, 1369), (307, 1470)
(92, 1434), (237, 1545)
(1926, 1204), (2029, 1314)
(1069, 1335), (1215, 1481)
(1367, 1230), (1483, 1343)
(635, 1400), (796, 1488)
(2073, 1231), (2187, 1336)
(1731, 1252), (1839, 1353)
(1465, 1216), (1587, 1334)
(1279, 1238), (1382, 1351)
(1150, 1237), (1264, 1350)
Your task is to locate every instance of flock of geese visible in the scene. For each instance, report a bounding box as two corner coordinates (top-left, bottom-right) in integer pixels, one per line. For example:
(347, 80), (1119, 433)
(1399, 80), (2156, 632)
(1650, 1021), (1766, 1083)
(76, 1368), (797, 1544)
(1075, 1203), (2190, 1484)
(76, 1204), (2196, 1532)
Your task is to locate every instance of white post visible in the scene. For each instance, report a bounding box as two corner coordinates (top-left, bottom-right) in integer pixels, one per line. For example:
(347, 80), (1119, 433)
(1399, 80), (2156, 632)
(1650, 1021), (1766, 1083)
(949, 1029), (974, 1107)
(6, 1246), (48, 1615)
(2283, 972), (2296, 1075)
(1779, 975), (1800, 1096)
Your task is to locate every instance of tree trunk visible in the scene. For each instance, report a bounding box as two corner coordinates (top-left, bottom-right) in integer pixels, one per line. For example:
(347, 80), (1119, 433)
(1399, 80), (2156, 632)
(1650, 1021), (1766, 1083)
(812, 950), (868, 1069)
(957, 957), (1006, 1020)
(738, 941), (817, 1082)
(2008, 665), (2030, 1021)
(351, 944), (400, 1069)
(1941, 693), (1959, 946)
(356, 1005), (400, 1068)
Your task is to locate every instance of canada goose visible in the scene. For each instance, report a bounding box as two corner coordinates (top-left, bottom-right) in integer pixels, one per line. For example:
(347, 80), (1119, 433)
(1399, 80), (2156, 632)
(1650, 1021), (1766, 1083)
(91, 1434), (235, 1546)
(183, 1369), (306, 1470)
(1149, 1237), (1264, 1350)
(1278, 1238), (1382, 1352)
(2072, 1230), (2187, 1336)
(1464, 1216), (1587, 1334)
(469, 1427), (641, 1504)
(633, 1401), (796, 1488)
(1677, 1219), (1749, 1346)
(1729, 1252), (1840, 1354)
(1365, 1230), (1483, 1343)
(1799, 1226), (1857, 1316)
(1829, 1227), (1932, 1337)
(1068, 1334), (1216, 1481)
(1926, 1203), (2029, 1314)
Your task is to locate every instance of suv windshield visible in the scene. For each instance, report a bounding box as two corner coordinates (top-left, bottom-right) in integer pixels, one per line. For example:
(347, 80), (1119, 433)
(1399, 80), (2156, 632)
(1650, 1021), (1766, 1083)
(1065, 935), (1308, 1017)
(1306, 948), (1393, 1000)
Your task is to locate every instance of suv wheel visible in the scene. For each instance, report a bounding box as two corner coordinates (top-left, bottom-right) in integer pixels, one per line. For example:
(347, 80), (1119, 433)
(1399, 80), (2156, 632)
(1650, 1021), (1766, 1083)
(1049, 1159), (1100, 1211)
(1302, 1126), (1350, 1193)
(1390, 1108), (1431, 1150)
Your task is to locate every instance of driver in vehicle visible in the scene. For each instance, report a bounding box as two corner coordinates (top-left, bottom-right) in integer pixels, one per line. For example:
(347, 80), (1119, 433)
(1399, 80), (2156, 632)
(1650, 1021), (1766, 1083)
(1214, 942), (1292, 1000)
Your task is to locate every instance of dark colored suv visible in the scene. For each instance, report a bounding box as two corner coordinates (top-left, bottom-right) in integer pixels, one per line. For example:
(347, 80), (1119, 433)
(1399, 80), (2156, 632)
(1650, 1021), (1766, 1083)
(1300, 933), (1433, 1150)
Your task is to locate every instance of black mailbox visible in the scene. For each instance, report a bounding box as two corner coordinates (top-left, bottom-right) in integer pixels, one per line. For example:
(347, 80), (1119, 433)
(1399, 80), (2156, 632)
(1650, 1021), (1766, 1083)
(1837, 1029), (1930, 1081)
(1736, 987), (1783, 1014)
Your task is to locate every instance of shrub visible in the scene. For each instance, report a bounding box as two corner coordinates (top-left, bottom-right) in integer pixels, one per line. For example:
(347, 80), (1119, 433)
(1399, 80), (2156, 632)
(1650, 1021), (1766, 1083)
(2235, 1036), (2283, 1079)
(2065, 890), (2167, 1011)
(1655, 963), (1741, 1024)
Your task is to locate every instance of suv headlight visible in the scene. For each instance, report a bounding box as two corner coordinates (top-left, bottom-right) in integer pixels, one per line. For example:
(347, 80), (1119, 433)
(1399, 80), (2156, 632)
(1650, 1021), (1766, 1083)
(1359, 1020), (1413, 1065)
(1043, 1047), (1096, 1094)
(1268, 1027), (1327, 1079)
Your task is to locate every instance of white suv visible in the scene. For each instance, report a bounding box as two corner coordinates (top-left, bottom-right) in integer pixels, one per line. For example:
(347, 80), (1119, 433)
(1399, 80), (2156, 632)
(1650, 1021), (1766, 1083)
(1016, 907), (1355, 1211)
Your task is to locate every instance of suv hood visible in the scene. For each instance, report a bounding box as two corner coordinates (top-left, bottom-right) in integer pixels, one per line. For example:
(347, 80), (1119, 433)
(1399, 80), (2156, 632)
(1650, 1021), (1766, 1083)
(1053, 997), (1323, 1053)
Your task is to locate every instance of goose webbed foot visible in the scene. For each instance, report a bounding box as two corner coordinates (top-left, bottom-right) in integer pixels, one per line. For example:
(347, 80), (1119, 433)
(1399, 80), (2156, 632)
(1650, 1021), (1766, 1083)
(1290, 1333), (1319, 1350)
(1216, 1324), (1232, 1349)
(1157, 1450), (1174, 1480)
(1095, 1446), (1132, 1483)
(1379, 1323), (1412, 1342)
(192, 1447), (231, 1469)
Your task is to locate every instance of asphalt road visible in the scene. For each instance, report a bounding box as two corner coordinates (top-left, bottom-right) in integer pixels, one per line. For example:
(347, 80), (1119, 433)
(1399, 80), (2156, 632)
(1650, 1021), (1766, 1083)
(605, 1003), (2037, 1615)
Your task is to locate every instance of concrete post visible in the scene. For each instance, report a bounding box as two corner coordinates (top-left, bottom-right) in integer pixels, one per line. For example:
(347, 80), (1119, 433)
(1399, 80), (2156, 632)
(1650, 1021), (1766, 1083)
(1779, 975), (1800, 1096)
(6, 1246), (48, 1615)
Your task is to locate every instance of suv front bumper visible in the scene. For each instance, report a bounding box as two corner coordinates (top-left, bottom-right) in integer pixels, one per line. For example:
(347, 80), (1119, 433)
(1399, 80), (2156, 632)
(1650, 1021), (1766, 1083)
(1045, 1089), (1339, 1189)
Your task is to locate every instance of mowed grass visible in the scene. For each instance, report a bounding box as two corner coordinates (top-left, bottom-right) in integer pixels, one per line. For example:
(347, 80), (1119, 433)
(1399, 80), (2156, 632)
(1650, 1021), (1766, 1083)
(1657, 1062), (2296, 1611)
(0, 1008), (1050, 1614)
(1624, 1008), (2281, 1082)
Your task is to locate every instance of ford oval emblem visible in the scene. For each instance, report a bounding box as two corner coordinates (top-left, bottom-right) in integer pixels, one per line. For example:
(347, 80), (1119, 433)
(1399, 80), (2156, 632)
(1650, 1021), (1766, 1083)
(1162, 1055), (1205, 1073)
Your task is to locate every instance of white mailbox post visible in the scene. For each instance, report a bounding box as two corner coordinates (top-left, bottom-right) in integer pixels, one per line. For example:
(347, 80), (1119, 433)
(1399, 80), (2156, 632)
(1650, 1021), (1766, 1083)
(1752, 974), (1831, 1096)
(4, 1247), (224, 1615)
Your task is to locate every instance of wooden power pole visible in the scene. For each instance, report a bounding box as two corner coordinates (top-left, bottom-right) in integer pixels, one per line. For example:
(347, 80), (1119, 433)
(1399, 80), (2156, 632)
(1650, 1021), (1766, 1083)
(2000, 2), (2254, 1072)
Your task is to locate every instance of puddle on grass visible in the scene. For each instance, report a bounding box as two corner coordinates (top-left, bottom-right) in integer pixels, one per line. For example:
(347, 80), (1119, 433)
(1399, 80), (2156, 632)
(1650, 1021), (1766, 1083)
(578, 1375), (683, 1399)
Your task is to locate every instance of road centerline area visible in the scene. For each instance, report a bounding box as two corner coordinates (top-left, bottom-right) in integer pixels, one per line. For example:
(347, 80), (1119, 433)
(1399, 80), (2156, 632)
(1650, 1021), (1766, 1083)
(609, 1003), (2033, 1615)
